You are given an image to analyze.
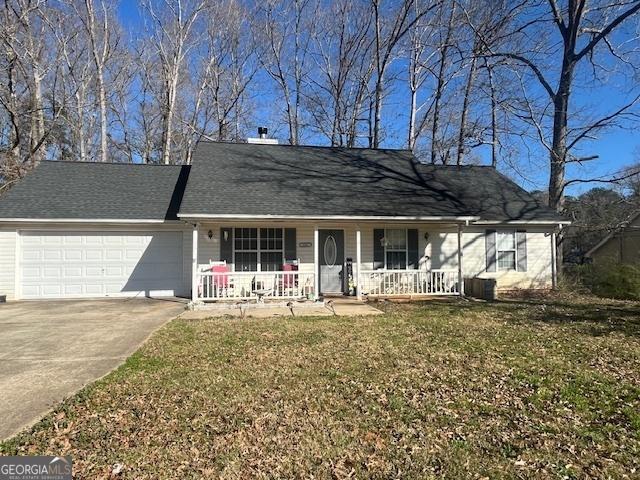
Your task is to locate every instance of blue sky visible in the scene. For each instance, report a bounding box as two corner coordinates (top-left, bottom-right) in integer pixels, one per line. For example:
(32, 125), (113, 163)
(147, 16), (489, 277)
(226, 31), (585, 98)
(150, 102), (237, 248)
(116, 1), (639, 197)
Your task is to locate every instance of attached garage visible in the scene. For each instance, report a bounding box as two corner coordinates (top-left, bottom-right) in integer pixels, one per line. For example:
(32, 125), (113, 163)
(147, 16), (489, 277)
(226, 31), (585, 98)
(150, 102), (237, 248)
(18, 230), (185, 299)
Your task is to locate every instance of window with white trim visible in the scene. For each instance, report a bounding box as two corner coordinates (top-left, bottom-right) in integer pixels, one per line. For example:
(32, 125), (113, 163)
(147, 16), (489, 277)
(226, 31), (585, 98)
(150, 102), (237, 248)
(259, 228), (284, 271)
(233, 228), (284, 272)
(384, 228), (407, 270)
(496, 230), (516, 271)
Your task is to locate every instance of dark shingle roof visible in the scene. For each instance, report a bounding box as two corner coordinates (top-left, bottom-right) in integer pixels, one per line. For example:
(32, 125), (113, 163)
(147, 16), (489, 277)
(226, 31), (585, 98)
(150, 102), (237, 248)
(179, 142), (563, 222)
(0, 161), (189, 220)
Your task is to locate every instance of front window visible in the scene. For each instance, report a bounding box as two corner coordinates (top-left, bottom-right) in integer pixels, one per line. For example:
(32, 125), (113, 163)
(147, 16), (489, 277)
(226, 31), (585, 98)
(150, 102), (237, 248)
(259, 228), (284, 271)
(233, 228), (284, 272)
(234, 228), (258, 271)
(497, 230), (516, 271)
(385, 229), (407, 270)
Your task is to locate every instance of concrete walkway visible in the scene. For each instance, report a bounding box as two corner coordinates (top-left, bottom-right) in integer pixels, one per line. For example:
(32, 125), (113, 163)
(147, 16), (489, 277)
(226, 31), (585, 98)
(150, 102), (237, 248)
(0, 298), (184, 441)
(181, 298), (383, 320)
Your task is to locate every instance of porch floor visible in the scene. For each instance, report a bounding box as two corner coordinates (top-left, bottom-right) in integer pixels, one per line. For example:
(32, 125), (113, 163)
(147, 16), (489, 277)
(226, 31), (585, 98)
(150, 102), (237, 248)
(180, 298), (383, 319)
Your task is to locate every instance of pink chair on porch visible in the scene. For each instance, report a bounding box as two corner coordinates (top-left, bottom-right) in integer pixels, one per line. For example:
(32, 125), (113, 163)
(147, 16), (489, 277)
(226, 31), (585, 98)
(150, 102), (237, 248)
(281, 263), (298, 295)
(211, 263), (231, 297)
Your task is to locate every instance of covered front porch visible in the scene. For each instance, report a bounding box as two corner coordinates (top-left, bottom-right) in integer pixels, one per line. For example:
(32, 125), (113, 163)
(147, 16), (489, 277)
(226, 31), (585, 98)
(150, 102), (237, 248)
(188, 219), (467, 306)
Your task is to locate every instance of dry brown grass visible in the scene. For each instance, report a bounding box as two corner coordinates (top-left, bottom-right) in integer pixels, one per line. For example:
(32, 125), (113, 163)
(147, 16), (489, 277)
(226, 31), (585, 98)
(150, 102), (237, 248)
(2, 296), (640, 479)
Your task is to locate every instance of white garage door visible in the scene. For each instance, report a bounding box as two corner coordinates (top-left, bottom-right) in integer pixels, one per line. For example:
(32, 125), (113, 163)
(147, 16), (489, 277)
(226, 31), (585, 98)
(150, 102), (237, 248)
(20, 231), (184, 299)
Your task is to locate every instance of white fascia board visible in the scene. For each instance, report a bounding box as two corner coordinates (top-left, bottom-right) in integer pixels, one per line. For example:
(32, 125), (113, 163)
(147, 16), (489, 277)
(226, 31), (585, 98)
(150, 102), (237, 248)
(178, 213), (480, 222)
(471, 220), (571, 226)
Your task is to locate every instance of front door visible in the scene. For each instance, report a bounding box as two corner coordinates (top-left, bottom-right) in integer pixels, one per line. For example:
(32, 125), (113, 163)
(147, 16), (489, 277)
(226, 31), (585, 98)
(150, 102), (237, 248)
(319, 229), (344, 295)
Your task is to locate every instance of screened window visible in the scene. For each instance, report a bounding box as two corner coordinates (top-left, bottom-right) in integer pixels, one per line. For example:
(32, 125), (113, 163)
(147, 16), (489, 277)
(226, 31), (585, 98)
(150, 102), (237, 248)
(497, 230), (516, 271)
(233, 228), (284, 272)
(385, 229), (407, 270)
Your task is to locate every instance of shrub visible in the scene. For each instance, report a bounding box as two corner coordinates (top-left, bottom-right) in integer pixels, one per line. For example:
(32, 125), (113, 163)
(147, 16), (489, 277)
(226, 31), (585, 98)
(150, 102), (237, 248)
(573, 262), (640, 300)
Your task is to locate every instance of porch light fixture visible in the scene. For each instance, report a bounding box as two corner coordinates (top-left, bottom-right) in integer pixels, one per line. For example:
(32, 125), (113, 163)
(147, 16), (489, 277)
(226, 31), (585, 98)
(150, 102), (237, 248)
(223, 230), (229, 242)
(380, 236), (386, 247)
(207, 230), (214, 240)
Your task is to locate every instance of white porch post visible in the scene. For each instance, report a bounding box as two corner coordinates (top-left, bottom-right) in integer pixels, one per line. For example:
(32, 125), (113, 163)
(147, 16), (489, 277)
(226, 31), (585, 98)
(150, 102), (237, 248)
(313, 226), (319, 300)
(551, 230), (558, 289)
(356, 227), (362, 300)
(457, 223), (464, 296)
(191, 223), (199, 303)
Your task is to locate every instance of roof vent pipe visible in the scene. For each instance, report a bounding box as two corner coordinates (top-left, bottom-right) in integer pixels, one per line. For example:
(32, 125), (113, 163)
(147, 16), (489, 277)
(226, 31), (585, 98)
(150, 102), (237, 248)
(258, 127), (268, 139)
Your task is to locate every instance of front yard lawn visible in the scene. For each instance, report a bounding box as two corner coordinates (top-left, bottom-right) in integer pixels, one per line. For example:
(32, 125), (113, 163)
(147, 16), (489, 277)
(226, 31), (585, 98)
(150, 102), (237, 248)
(2, 296), (640, 479)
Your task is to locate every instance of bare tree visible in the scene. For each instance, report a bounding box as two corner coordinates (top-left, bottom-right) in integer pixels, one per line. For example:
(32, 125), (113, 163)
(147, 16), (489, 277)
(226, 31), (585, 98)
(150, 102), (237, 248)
(487, 0), (640, 213)
(0, 0), (73, 182)
(78, 0), (115, 163)
(306, 0), (375, 146)
(180, 0), (259, 163)
(371, 0), (441, 148)
(143, 0), (208, 165)
(259, 0), (316, 145)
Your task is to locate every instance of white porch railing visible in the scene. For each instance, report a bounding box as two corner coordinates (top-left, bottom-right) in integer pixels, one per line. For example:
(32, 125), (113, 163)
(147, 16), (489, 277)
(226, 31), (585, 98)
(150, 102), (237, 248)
(198, 270), (315, 301)
(358, 269), (460, 296)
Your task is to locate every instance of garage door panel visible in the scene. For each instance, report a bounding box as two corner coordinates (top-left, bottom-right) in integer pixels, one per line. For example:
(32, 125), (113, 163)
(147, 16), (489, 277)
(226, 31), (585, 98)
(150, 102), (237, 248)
(85, 250), (103, 261)
(43, 267), (61, 279)
(64, 249), (82, 261)
(20, 231), (184, 299)
(22, 266), (41, 279)
(43, 249), (63, 261)
(105, 249), (124, 261)
(64, 266), (83, 277)
(64, 285), (83, 296)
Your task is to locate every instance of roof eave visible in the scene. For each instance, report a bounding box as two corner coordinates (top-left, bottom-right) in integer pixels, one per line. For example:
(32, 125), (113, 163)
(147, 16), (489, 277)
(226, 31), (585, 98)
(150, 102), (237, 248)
(177, 213), (481, 223)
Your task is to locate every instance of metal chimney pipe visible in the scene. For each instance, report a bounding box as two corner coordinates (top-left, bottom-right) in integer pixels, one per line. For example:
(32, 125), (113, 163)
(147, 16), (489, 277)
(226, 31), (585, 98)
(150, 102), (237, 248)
(258, 127), (268, 139)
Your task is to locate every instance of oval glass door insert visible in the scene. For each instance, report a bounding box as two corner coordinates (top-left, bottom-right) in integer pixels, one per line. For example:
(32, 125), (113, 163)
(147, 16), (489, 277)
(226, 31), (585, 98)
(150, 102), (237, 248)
(324, 235), (337, 266)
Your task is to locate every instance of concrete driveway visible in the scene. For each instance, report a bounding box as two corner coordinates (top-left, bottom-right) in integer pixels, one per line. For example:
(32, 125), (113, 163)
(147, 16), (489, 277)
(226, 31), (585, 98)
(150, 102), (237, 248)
(0, 298), (185, 441)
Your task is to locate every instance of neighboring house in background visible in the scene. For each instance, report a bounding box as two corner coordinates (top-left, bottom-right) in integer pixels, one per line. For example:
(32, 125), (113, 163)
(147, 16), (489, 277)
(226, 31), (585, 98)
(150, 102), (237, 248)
(0, 138), (568, 304)
(585, 211), (640, 265)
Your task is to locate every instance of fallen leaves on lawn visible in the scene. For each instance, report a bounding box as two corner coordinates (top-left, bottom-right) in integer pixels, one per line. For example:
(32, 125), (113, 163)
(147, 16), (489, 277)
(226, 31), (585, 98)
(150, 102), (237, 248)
(1, 296), (639, 479)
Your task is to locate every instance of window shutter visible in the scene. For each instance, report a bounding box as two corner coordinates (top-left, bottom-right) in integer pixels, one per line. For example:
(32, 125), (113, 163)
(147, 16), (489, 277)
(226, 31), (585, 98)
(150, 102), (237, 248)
(284, 228), (296, 262)
(407, 229), (419, 269)
(485, 229), (496, 272)
(220, 227), (233, 264)
(516, 230), (527, 272)
(373, 229), (385, 269)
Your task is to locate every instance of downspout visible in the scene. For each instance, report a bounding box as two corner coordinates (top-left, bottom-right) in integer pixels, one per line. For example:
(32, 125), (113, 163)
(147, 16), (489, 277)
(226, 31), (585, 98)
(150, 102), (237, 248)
(551, 223), (563, 290)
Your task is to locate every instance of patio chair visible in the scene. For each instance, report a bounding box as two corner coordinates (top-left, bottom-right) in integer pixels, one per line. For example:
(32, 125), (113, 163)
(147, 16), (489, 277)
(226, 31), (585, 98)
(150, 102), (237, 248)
(280, 263), (299, 296)
(211, 263), (232, 298)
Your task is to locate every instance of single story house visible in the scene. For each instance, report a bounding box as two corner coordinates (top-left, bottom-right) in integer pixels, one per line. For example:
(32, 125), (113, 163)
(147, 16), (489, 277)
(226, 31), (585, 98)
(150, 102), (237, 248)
(585, 211), (640, 265)
(0, 139), (568, 304)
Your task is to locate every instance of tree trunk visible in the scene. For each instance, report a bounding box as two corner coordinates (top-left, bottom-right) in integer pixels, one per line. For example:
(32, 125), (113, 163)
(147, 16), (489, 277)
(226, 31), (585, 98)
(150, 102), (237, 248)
(408, 85), (417, 151)
(85, 0), (109, 163)
(548, 51), (575, 270)
(76, 86), (87, 162)
(430, 5), (455, 164)
(548, 57), (575, 213)
(456, 54), (477, 165)
(487, 64), (497, 168)
(162, 72), (179, 165)
(96, 69), (108, 162)
(30, 64), (45, 162)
